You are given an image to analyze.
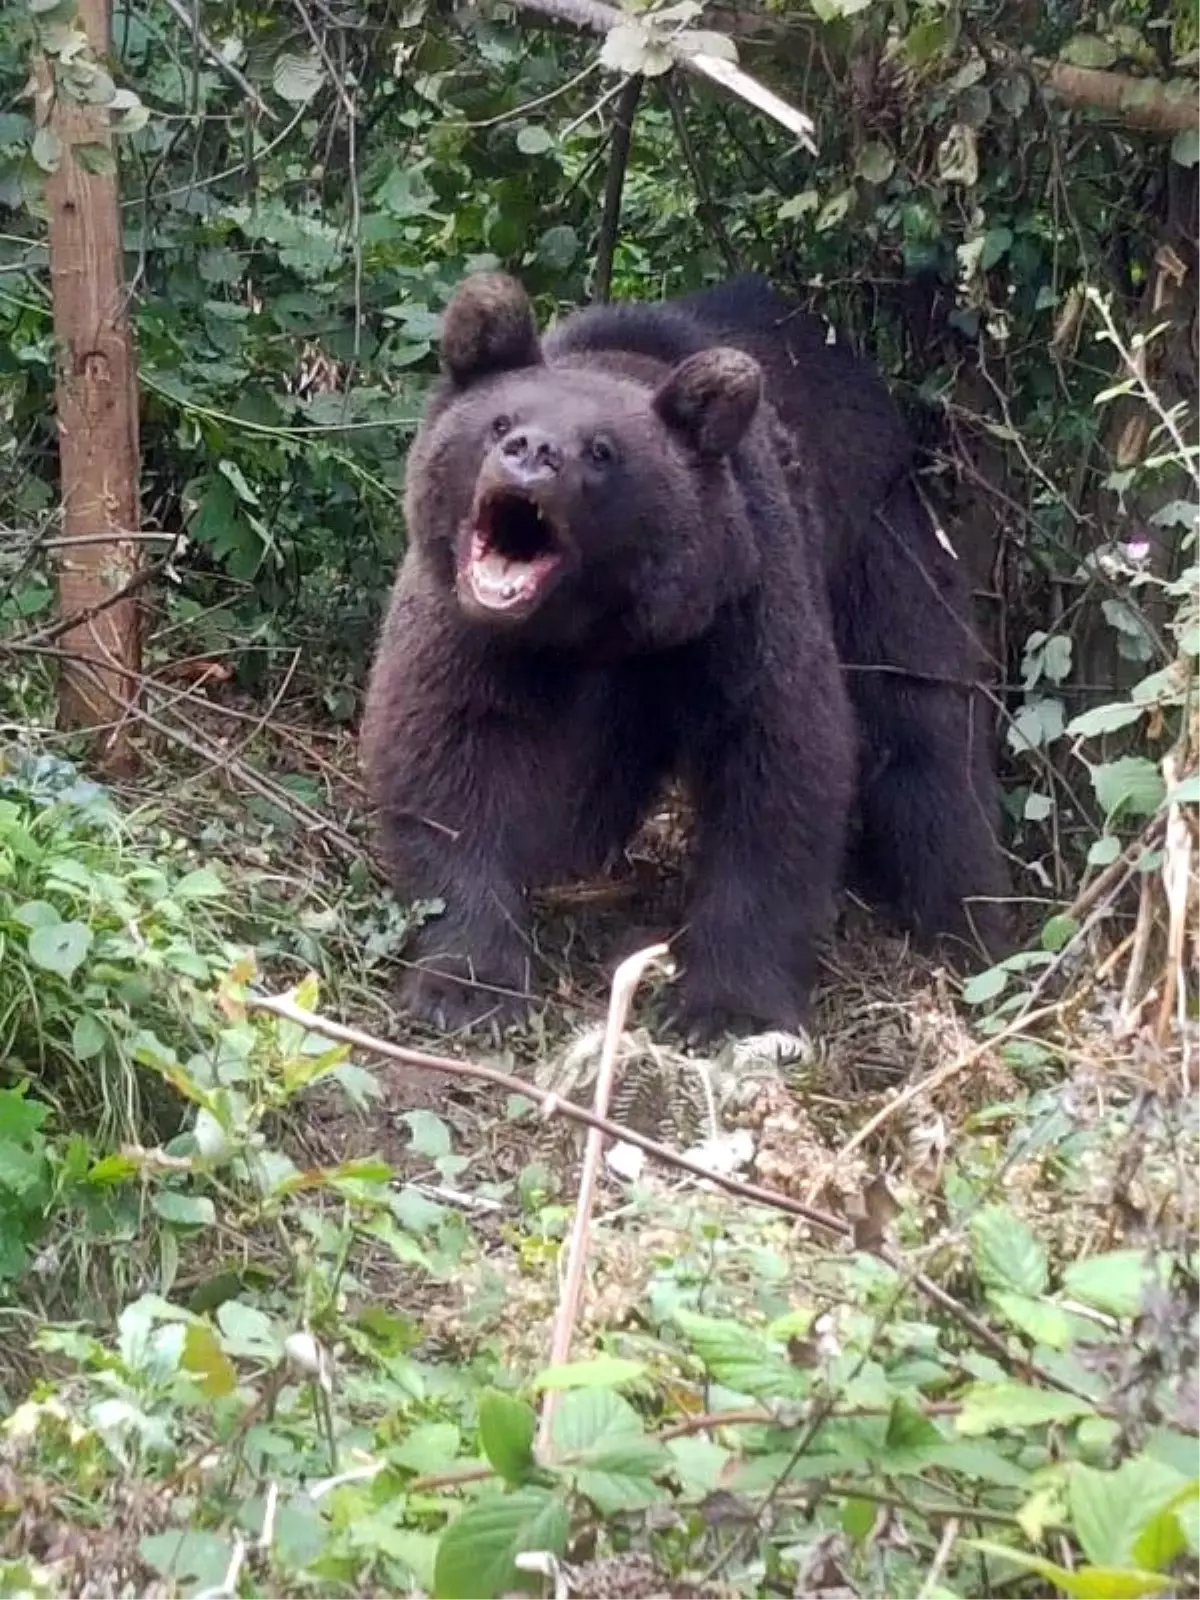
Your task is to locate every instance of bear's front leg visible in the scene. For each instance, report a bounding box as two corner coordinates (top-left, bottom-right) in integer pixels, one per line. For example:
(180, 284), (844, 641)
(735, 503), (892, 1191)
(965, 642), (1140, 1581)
(675, 656), (854, 1044)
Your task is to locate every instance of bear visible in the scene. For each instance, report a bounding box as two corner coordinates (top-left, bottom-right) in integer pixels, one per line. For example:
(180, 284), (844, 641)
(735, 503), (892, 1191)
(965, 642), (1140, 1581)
(360, 271), (1009, 1041)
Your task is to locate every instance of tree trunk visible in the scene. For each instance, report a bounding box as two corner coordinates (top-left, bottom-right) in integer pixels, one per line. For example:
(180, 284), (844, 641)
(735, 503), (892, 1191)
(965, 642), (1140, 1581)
(38, 0), (142, 777)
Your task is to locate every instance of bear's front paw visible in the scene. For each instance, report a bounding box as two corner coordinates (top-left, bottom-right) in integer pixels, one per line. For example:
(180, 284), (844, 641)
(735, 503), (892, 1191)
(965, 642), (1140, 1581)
(400, 961), (530, 1037)
(670, 974), (807, 1049)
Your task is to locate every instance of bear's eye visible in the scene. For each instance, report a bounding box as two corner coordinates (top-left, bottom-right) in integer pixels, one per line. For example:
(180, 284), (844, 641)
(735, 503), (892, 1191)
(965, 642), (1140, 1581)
(490, 414), (512, 440)
(587, 436), (616, 468)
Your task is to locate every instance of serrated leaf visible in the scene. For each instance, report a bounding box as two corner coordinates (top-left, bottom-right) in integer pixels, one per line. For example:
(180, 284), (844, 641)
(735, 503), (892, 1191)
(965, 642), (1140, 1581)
(27, 920), (91, 978)
(173, 866), (226, 901)
(1068, 702), (1145, 738)
(477, 1389), (536, 1485)
(972, 1206), (1048, 1295)
(966, 1541), (1174, 1599)
(549, 1385), (645, 1456)
(273, 50), (324, 105)
(989, 1292), (1074, 1349)
(1090, 757), (1165, 820)
(433, 1488), (568, 1600)
(674, 1309), (802, 1399)
(1061, 1250), (1168, 1318)
(956, 1381), (1095, 1436)
(1070, 1460), (1196, 1569)
(533, 1356), (645, 1391)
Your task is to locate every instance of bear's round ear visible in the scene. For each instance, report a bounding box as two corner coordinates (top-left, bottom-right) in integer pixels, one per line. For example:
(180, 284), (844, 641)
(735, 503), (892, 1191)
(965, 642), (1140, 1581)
(440, 272), (543, 386)
(654, 347), (762, 457)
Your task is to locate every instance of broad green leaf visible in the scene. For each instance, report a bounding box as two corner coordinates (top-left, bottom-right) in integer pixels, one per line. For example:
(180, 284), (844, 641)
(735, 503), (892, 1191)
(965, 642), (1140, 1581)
(967, 1542), (1174, 1599)
(532, 1356), (645, 1392)
(972, 1206), (1049, 1295)
(537, 224), (579, 270)
(1061, 1250), (1167, 1318)
(1024, 791), (1053, 821)
(172, 867), (226, 902)
(139, 1532), (234, 1590)
(477, 1389), (536, 1485)
(1090, 757), (1165, 821)
(880, 1396), (943, 1466)
(962, 964), (1008, 1005)
(1171, 127), (1199, 168)
(674, 1309), (803, 1399)
(31, 126), (61, 173)
(401, 1110), (451, 1160)
(1087, 835), (1122, 867)
(1041, 914), (1078, 953)
(215, 1300), (281, 1361)
(989, 1292), (1075, 1349)
(1059, 33), (1118, 68)
(549, 1385), (645, 1457)
(1068, 702), (1145, 738)
(516, 125), (554, 155)
(1167, 772), (1199, 806)
(27, 920), (91, 978)
(71, 1013), (107, 1061)
(152, 1192), (216, 1228)
(273, 50), (324, 104)
(1075, 1465), (1190, 1574)
(572, 1437), (670, 1514)
(956, 1381), (1095, 1435)
(433, 1488), (568, 1600)
(856, 141), (894, 184)
(392, 1423), (462, 1475)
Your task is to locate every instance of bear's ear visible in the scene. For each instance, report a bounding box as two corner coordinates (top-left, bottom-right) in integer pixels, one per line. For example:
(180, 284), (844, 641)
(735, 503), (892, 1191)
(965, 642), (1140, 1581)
(654, 347), (762, 457)
(440, 272), (543, 386)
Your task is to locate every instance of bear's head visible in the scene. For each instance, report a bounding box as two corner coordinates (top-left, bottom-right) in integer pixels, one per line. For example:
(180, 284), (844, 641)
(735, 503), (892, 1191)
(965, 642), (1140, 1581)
(404, 272), (766, 652)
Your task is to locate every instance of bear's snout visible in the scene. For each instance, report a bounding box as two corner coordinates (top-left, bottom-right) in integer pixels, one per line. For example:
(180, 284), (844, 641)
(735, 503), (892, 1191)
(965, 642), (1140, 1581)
(497, 427), (564, 485)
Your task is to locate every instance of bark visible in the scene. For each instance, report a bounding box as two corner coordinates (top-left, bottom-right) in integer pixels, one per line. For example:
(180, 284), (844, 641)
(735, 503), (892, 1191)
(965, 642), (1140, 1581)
(37, 0), (143, 776)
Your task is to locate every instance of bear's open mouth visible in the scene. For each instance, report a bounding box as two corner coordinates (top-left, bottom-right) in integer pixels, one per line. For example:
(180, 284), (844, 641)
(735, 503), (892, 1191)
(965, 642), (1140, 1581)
(460, 488), (567, 615)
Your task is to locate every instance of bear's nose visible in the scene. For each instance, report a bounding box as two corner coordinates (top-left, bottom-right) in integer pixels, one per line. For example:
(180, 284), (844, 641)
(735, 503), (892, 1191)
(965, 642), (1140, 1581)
(498, 428), (563, 483)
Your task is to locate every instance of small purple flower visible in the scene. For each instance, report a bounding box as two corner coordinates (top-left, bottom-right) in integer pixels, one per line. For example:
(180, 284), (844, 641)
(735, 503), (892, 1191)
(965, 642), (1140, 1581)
(1124, 536), (1151, 563)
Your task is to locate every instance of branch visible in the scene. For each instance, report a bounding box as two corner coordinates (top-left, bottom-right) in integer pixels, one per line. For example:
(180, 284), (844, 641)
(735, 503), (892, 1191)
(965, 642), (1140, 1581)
(494, 0), (817, 149)
(592, 74), (643, 303)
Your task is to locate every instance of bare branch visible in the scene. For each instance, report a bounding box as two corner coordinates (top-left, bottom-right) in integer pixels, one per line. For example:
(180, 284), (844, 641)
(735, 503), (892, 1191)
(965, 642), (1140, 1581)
(592, 74), (643, 303)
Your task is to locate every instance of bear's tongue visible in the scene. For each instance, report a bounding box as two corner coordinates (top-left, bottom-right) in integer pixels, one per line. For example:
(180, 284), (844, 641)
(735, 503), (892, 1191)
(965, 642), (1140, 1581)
(466, 538), (559, 612)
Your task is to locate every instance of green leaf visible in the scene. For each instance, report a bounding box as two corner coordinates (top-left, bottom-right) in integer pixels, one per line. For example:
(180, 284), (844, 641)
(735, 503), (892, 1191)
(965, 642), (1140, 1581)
(880, 1396), (943, 1466)
(401, 1110), (452, 1160)
(537, 224), (579, 270)
(433, 1488), (568, 1600)
(516, 125), (554, 155)
(549, 1385), (645, 1456)
(1025, 792), (1053, 822)
(1041, 914), (1078, 953)
(962, 964), (1008, 1006)
(153, 1192), (216, 1228)
(972, 1206), (1048, 1295)
(140, 1532), (235, 1590)
(477, 1389), (536, 1486)
(1167, 773), (1199, 806)
(31, 126), (62, 173)
(74, 141), (116, 177)
(532, 1356), (645, 1391)
(1091, 757), (1165, 821)
(856, 141), (894, 184)
(956, 1381), (1095, 1436)
(1059, 34), (1118, 68)
(71, 1013), (107, 1062)
(1171, 128), (1199, 168)
(1087, 835), (1122, 867)
(674, 1309), (803, 1399)
(27, 920), (91, 979)
(173, 867), (226, 901)
(1070, 1460), (1197, 1569)
(979, 225), (1014, 271)
(181, 1322), (237, 1398)
(273, 50), (324, 105)
(1068, 702), (1145, 738)
(990, 1292), (1074, 1349)
(1062, 1250), (1167, 1318)
(967, 1542), (1175, 1599)
(215, 1300), (281, 1361)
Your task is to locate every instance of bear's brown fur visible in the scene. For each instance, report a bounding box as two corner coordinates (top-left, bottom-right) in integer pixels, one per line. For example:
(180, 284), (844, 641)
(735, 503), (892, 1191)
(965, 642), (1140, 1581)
(361, 272), (1008, 1039)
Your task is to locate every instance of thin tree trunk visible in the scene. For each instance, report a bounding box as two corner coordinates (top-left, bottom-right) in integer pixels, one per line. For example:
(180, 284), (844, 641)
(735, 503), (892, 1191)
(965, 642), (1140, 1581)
(38, 0), (142, 776)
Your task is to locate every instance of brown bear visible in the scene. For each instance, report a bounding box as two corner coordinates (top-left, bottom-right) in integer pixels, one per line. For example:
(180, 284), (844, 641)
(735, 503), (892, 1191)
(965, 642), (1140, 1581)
(360, 272), (1008, 1040)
